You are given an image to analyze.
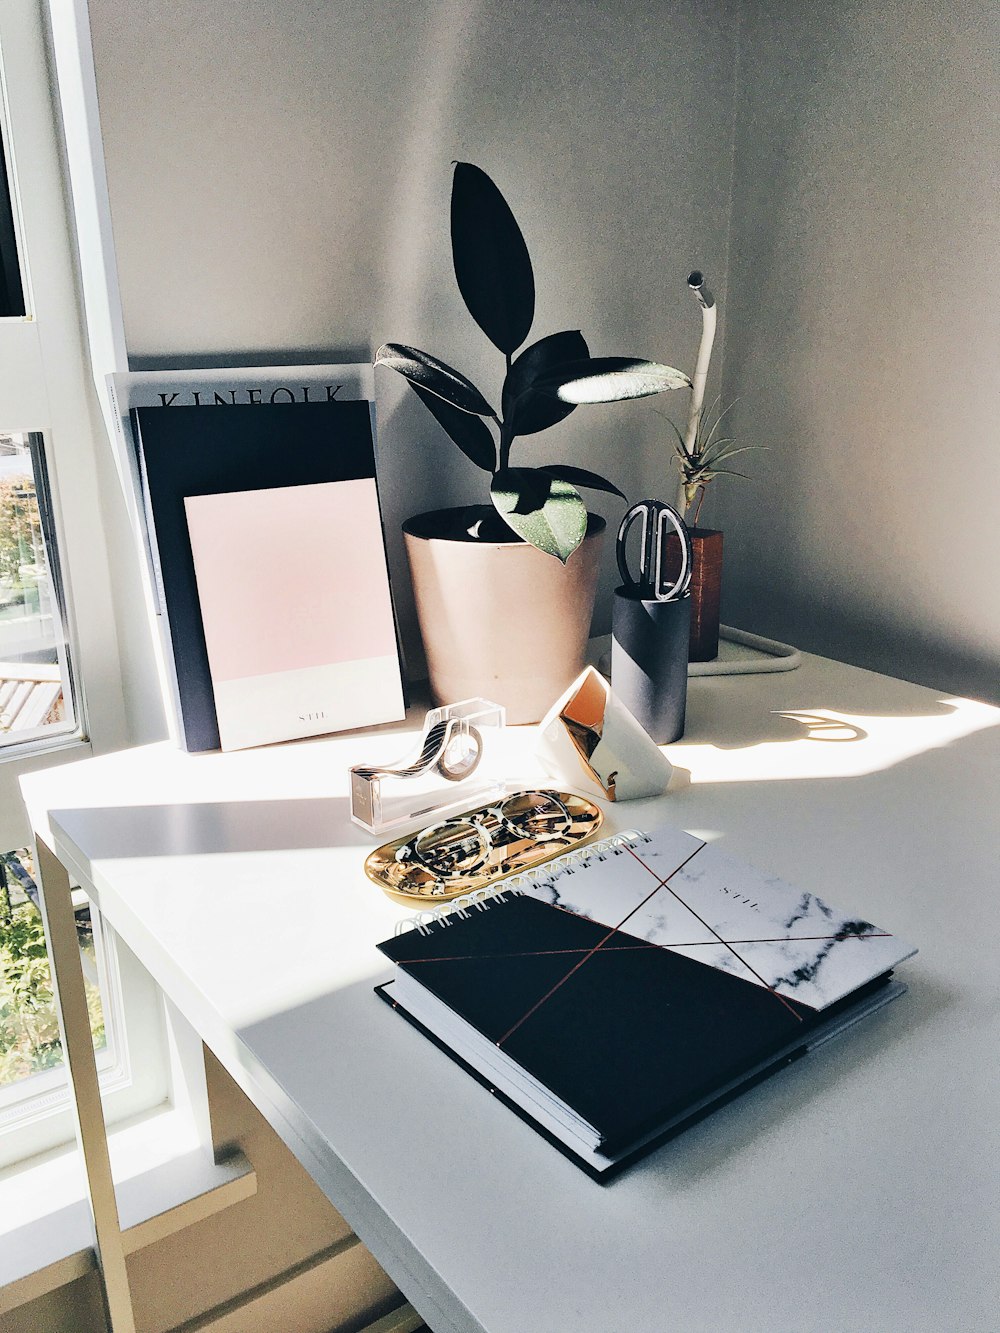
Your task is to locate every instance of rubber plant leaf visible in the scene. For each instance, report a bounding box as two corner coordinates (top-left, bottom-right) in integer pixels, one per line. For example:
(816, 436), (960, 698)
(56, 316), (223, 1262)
(534, 357), (691, 403)
(490, 467), (588, 562)
(538, 464), (625, 498)
(411, 384), (497, 472)
(374, 343), (495, 418)
(501, 330), (589, 442)
(451, 162), (535, 356)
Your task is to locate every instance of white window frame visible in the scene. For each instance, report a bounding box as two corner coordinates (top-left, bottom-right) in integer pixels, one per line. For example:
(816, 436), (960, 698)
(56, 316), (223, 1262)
(0, 1), (129, 851)
(0, 2), (169, 1167)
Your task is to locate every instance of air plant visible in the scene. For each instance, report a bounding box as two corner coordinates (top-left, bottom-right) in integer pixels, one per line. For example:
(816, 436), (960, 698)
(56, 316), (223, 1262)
(375, 162), (691, 563)
(670, 271), (763, 527)
(668, 395), (763, 526)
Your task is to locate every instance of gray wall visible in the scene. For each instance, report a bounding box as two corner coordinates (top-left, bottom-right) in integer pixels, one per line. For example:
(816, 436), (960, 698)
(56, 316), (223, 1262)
(78, 0), (739, 1315)
(89, 0), (999, 714)
(713, 0), (1000, 703)
(89, 0), (739, 681)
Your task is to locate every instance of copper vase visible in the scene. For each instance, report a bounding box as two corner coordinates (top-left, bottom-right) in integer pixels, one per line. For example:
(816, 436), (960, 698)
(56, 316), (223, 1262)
(665, 527), (723, 662)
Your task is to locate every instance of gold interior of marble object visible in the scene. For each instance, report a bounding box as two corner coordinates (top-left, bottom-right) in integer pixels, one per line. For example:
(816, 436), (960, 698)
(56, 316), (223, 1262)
(365, 789), (603, 906)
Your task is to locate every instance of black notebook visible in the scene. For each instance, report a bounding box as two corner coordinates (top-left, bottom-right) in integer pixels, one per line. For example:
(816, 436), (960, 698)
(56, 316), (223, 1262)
(376, 825), (915, 1180)
(131, 398), (402, 751)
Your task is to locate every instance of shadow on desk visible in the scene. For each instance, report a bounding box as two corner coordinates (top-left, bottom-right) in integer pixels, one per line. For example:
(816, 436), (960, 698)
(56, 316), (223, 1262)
(684, 689), (964, 751)
(50, 797), (370, 860)
(636, 967), (952, 1191)
(232, 952), (949, 1200)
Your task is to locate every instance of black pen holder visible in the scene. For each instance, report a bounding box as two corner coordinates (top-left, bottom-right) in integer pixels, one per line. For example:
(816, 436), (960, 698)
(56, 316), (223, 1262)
(611, 587), (691, 744)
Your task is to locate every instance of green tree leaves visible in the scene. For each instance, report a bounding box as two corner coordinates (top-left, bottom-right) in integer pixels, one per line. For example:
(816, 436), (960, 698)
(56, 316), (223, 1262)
(410, 385), (497, 472)
(501, 330), (589, 447)
(374, 344), (495, 417)
(375, 163), (694, 557)
(451, 161), (535, 356)
(490, 469), (588, 563)
(537, 464), (625, 498)
(534, 357), (691, 403)
(374, 343), (497, 469)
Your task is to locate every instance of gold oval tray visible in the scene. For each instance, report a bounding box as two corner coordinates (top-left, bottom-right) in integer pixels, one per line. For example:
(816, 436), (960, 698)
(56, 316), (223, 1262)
(365, 789), (603, 907)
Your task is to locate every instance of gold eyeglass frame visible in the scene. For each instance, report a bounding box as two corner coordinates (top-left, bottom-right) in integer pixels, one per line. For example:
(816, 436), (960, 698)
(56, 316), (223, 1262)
(364, 789), (604, 907)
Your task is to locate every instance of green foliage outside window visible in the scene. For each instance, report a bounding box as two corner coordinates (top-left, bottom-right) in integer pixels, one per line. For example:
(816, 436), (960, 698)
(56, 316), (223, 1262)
(0, 473), (43, 611)
(0, 851), (105, 1089)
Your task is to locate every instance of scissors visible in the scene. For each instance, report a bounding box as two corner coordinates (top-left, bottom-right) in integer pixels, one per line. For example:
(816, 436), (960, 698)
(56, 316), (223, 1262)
(616, 499), (692, 601)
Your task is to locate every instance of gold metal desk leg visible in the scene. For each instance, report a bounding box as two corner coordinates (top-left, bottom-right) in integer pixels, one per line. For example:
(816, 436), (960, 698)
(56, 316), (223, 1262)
(34, 837), (136, 1333)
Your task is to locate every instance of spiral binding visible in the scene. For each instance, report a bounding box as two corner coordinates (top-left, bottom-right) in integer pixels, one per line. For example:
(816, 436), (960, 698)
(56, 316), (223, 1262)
(393, 829), (649, 936)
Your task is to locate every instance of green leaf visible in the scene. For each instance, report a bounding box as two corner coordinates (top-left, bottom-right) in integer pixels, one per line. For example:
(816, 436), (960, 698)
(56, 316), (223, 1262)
(534, 357), (691, 403)
(538, 464), (625, 498)
(664, 417), (694, 459)
(501, 330), (589, 439)
(451, 162), (535, 356)
(490, 467), (588, 562)
(411, 384), (497, 472)
(701, 443), (765, 467)
(707, 467), (754, 482)
(374, 344), (495, 418)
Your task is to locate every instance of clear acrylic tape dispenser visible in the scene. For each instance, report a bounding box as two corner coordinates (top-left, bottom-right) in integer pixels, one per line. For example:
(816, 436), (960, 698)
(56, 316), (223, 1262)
(350, 698), (506, 835)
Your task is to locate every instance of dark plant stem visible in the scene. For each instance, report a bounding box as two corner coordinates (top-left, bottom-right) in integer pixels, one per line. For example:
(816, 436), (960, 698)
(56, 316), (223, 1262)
(693, 484), (707, 529)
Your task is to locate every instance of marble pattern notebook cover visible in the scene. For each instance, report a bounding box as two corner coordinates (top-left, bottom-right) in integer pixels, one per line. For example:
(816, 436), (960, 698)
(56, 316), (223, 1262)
(185, 480), (404, 750)
(377, 825), (915, 1178)
(520, 825), (916, 1010)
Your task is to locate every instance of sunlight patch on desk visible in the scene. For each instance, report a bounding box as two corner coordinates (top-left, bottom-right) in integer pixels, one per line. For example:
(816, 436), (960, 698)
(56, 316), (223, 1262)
(669, 697), (1000, 783)
(71, 844), (400, 1030)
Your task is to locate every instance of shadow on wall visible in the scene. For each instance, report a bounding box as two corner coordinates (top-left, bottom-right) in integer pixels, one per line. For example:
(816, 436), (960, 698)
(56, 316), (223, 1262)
(713, 3), (1000, 707)
(730, 584), (1000, 709)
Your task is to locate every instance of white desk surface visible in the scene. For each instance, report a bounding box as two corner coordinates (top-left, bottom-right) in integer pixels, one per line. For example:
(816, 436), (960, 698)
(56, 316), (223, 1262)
(20, 654), (1000, 1333)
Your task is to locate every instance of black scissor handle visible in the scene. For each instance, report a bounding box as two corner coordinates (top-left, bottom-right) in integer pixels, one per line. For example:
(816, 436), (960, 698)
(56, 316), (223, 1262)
(616, 499), (693, 602)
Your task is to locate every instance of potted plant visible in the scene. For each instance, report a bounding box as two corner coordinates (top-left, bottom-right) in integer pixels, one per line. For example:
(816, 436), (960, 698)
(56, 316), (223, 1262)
(666, 272), (762, 661)
(376, 162), (690, 722)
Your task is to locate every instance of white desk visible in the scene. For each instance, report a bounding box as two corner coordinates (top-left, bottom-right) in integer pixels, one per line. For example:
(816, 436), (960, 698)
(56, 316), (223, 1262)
(20, 653), (1000, 1332)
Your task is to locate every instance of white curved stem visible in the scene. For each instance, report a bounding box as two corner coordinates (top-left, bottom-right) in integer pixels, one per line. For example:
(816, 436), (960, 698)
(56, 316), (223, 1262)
(684, 297), (717, 456)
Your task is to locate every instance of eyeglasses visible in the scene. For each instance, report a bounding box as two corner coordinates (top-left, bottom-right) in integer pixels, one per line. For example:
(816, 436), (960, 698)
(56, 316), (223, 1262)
(364, 789), (604, 902)
(396, 790), (573, 879)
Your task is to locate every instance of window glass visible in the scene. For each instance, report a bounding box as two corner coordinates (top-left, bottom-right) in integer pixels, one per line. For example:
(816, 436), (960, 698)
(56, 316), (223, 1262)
(0, 838), (167, 1170)
(0, 848), (105, 1099)
(0, 432), (78, 748)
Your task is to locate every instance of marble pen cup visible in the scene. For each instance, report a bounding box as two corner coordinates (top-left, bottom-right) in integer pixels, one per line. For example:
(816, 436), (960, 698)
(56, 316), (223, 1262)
(611, 587), (691, 744)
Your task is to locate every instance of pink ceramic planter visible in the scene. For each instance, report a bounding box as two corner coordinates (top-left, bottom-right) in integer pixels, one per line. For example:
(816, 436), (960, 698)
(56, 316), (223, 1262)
(403, 511), (606, 725)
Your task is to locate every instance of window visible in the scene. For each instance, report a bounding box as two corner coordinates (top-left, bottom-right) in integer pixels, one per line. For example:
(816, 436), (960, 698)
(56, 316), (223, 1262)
(0, 844), (168, 1170)
(0, 847), (109, 1162)
(0, 433), (79, 749)
(0, 4), (167, 1168)
(0, 851), (104, 1088)
(0, 0), (130, 860)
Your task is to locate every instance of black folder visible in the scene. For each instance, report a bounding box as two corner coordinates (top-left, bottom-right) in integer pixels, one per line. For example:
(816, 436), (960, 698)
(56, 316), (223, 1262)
(377, 893), (902, 1180)
(132, 399), (383, 751)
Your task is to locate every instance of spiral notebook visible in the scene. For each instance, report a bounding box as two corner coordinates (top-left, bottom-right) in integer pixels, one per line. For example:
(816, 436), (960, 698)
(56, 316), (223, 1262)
(376, 825), (916, 1180)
